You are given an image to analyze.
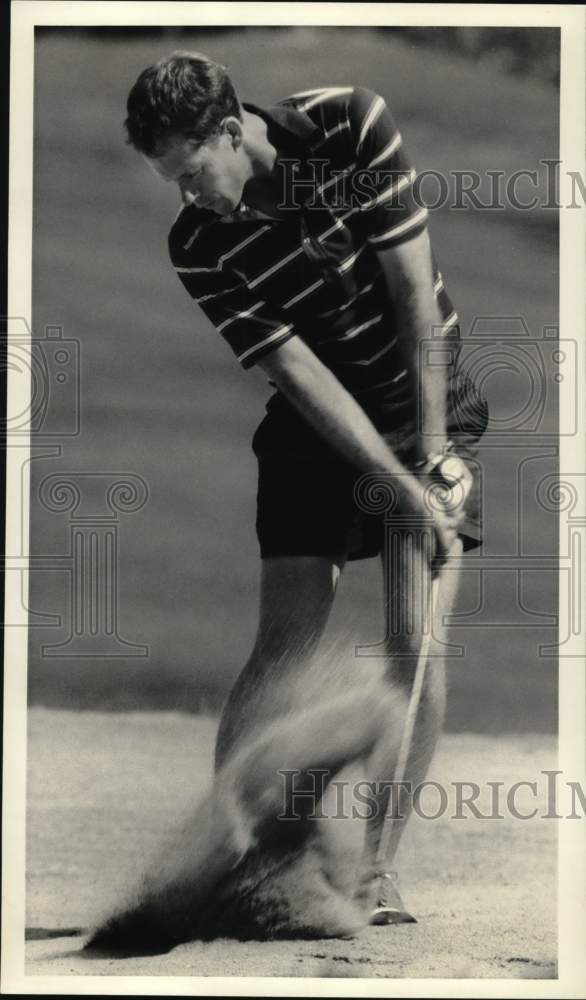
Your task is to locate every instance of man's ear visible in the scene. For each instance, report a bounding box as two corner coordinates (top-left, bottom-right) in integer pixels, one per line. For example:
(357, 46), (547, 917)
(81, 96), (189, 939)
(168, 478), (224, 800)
(222, 116), (244, 150)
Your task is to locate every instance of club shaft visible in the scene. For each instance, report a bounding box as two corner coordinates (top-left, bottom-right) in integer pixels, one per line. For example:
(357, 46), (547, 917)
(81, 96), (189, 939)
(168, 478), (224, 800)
(374, 574), (441, 870)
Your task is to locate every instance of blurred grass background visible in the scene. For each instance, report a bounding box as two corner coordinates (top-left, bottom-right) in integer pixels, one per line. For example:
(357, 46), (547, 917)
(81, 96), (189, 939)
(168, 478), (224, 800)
(27, 26), (560, 730)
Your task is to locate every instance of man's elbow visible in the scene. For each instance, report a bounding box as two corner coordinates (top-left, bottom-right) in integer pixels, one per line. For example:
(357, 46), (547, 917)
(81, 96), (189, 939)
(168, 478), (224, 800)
(256, 336), (320, 392)
(375, 229), (433, 295)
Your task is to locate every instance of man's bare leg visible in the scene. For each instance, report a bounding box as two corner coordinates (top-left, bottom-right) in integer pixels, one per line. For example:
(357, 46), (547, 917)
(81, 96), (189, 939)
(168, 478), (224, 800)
(214, 554), (346, 771)
(212, 552), (380, 930)
(359, 535), (464, 916)
(88, 677), (404, 951)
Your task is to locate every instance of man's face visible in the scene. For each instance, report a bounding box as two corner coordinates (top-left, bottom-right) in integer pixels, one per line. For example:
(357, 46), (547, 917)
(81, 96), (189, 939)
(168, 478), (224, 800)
(148, 123), (251, 215)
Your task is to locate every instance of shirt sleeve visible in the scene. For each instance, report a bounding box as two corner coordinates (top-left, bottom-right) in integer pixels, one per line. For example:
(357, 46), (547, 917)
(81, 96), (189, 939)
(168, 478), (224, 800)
(347, 86), (428, 250)
(169, 231), (298, 369)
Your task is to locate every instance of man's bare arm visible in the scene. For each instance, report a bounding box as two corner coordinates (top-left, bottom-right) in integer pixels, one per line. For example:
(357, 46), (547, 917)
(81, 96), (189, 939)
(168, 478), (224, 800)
(375, 229), (448, 463)
(256, 334), (461, 564)
(258, 336), (403, 469)
(256, 335), (426, 513)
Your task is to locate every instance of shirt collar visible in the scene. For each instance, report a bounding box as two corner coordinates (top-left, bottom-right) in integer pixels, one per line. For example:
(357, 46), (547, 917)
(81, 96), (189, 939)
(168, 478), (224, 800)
(241, 99), (321, 157)
(183, 99), (321, 228)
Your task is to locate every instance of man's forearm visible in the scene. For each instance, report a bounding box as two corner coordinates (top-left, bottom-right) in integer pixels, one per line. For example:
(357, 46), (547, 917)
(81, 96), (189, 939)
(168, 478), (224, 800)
(257, 334), (457, 559)
(393, 275), (448, 461)
(258, 338), (423, 504)
(376, 231), (449, 464)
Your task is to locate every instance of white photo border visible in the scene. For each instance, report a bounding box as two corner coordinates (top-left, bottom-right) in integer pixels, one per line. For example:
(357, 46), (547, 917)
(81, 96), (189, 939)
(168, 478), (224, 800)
(3, 3), (585, 996)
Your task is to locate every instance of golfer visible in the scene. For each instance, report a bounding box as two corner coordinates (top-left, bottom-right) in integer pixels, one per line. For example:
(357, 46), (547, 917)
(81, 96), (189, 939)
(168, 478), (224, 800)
(124, 52), (489, 926)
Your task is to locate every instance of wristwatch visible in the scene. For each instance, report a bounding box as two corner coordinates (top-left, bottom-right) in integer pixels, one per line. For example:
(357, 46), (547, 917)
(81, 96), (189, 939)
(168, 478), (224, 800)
(434, 455), (469, 486)
(415, 450), (469, 487)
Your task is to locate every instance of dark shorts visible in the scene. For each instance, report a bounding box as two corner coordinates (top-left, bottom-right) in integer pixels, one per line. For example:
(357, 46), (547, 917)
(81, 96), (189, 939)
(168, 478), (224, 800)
(253, 377), (489, 562)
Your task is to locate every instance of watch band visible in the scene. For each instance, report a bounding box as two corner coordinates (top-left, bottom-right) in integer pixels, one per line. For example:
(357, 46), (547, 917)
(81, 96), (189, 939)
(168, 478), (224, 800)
(413, 443), (467, 484)
(413, 446), (450, 472)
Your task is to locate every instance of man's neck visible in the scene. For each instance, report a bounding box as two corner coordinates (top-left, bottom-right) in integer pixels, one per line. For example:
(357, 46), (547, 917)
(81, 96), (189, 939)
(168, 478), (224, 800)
(241, 109), (277, 177)
(240, 109), (288, 218)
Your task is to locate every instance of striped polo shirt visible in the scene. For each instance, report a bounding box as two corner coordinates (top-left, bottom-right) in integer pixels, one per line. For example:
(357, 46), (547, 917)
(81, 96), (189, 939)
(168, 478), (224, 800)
(169, 85), (459, 411)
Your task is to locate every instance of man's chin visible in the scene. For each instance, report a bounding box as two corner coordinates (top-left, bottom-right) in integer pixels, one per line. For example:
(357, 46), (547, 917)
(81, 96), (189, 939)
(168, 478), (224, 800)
(209, 196), (237, 216)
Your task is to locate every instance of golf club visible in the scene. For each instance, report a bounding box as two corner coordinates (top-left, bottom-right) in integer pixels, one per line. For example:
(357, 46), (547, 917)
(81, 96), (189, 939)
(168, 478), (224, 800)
(374, 572), (442, 870)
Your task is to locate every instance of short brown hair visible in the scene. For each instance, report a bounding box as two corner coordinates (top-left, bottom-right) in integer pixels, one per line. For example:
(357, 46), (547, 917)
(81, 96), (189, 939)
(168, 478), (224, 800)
(124, 51), (241, 156)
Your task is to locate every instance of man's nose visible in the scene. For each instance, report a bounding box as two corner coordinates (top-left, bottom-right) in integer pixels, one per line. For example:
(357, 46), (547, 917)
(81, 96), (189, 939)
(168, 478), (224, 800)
(179, 179), (199, 206)
(180, 186), (196, 207)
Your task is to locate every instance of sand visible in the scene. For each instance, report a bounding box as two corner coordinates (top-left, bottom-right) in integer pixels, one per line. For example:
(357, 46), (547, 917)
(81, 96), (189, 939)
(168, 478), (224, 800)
(25, 709), (557, 979)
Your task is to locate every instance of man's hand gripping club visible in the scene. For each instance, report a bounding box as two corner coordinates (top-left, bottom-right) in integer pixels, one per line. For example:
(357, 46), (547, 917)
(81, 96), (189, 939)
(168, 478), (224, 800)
(257, 336), (470, 573)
